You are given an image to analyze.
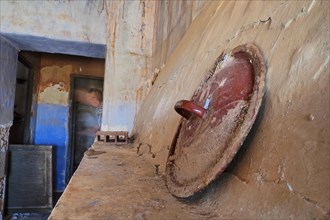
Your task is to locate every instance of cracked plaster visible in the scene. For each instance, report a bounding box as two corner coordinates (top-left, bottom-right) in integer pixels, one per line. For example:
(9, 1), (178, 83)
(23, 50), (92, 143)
(133, 1), (329, 218)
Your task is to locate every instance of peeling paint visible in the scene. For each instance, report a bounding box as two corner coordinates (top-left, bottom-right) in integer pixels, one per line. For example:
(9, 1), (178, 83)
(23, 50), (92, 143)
(39, 65), (72, 93)
(36, 54), (105, 191)
(39, 83), (69, 106)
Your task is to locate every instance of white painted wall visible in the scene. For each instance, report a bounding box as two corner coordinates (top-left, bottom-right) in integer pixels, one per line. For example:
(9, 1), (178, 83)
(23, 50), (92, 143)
(0, 0), (106, 44)
(101, 0), (206, 133)
(0, 0), (107, 58)
(101, 1), (155, 133)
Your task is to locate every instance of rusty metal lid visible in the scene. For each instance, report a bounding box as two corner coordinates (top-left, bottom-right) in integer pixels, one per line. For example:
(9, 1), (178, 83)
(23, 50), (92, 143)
(166, 44), (266, 198)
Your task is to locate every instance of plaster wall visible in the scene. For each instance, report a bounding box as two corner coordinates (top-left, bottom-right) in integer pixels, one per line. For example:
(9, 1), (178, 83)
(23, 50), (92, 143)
(0, 0), (106, 43)
(152, 0), (207, 69)
(35, 54), (104, 191)
(101, 1), (155, 133)
(133, 1), (329, 218)
(0, 0), (106, 58)
(102, 0), (206, 133)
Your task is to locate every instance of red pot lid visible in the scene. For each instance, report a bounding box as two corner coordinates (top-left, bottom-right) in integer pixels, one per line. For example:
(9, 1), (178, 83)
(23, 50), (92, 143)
(166, 44), (266, 198)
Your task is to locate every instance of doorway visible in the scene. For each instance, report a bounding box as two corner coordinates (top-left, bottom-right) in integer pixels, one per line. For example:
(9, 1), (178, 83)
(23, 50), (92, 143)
(68, 76), (103, 176)
(9, 57), (34, 144)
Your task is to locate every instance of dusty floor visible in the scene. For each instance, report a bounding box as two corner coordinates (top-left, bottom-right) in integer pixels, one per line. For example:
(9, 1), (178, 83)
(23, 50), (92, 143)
(49, 140), (329, 219)
(49, 144), (221, 220)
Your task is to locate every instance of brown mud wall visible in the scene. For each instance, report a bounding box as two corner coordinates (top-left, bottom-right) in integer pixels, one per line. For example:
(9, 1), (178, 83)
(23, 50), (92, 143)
(133, 1), (329, 218)
(152, 0), (207, 69)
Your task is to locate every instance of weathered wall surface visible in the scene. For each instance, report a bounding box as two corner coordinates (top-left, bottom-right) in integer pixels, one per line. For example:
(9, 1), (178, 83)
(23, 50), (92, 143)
(0, 38), (17, 126)
(102, 0), (206, 133)
(35, 54), (104, 191)
(102, 1), (155, 132)
(0, 37), (17, 220)
(0, 0), (106, 58)
(152, 0), (207, 69)
(0, 0), (106, 44)
(133, 1), (329, 218)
